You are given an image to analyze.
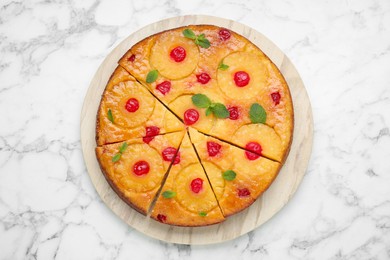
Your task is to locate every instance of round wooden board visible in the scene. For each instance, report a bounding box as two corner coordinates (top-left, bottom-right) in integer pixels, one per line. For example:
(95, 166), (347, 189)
(80, 15), (313, 245)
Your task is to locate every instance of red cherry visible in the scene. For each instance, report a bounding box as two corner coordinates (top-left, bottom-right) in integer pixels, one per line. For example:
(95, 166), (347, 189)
(245, 142), (262, 160)
(219, 29), (231, 41)
(196, 73), (211, 84)
(271, 91), (281, 105)
(143, 126), (160, 144)
(238, 188), (251, 197)
(207, 141), (221, 157)
(133, 160), (150, 176)
(125, 98), (139, 112)
(190, 178), (203, 194)
(128, 54), (135, 62)
(157, 214), (167, 223)
(162, 147), (180, 164)
(156, 81), (171, 95)
(183, 109), (199, 125)
(228, 106), (239, 120)
(170, 46), (186, 62)
(234, 71), (250, 87)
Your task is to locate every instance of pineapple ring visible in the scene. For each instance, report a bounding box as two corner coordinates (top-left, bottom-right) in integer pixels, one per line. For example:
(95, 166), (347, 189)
(166, 95), (214, 132)
(201, 162), (225, 200)
(114, 144), (164, 193)
(109, 81), (155, 128)
(217, 52), (269, 100)
(174, 163), (218, 213)
(150, 31), (199, 80)
(233, 124), (283, 162)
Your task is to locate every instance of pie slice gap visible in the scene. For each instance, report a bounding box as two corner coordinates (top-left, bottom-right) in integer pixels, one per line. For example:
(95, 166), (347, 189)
(96, 66), (185, 146)
(150, 132), (225, 226)
(95, 130), (186, 215)
(188, 128), (281, 217)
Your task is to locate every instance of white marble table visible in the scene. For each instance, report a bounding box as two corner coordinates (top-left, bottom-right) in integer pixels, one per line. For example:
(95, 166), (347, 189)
(1, 0), (389, 259)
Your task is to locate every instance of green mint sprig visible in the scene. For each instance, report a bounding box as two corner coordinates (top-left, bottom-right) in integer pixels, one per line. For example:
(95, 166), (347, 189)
(146, 69), (158, 83)
(199, 211), (207, 217)
(191, 93), (211, 108)
(222, 170), (236, 181)
(112, 142), (128, 163)
(107, 109), (114, 123)
(191, 94), (229, 119)
(183, 29), (211, 49)
(249, 103), (267, 124)
(162, 190), (176, 198)
(218, 62), (229, 70)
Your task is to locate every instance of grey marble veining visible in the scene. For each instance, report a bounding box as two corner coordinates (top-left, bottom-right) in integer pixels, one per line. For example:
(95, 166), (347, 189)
(0, 0), (390, 259)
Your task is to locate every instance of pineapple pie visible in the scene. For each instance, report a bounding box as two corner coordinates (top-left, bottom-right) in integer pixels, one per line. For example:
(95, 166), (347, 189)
(96, 25), (294, 226)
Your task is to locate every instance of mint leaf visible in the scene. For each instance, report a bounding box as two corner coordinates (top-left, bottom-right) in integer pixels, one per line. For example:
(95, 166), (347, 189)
(183, 29), (196, 39)
(211, 103), (230, 119)
(112, 153), (121, 163)
(119, 142), (128, 153)
(184, 29), (210, 48)
(112, 142), (128, 162)
(249, 103), (267, 124)
(197, 34), (210, 47)
(199, 211), (207, 217)
(218, 62), (229, 70)
(197, 33), (206, 40)
(162, 190), (176, 198)
(190, 94), (229, 119)
(107, 109), (114, 123)
(222, 170), (237, 181)
(205, 107), (212, 116)
(197, 38), (211, 48)
(192, 94), (211, 108)
(146, 70), (158, 83)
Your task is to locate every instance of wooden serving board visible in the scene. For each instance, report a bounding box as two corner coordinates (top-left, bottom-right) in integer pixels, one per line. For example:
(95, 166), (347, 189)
(80, 15), (313, 245)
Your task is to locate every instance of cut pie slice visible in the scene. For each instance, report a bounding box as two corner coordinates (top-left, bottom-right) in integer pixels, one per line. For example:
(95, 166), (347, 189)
(211, 49), (293, 160)
(150, 132), (225, 226)
(188, 128), (281, 217)
(96, 66), (185, 145)
(95, 131), (185, 215)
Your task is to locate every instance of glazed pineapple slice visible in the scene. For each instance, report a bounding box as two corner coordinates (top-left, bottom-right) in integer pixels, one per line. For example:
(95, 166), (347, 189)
(217, 51), (268, 100)
(150, 133), (225, 226)
(189, 128), (281, 216)
(95, 131), (185, 215)
(165, 94), (215, 132)
(150, 30), (199, 80)
(106, 80), (155, 129)
(96, 66), (185, 145)
(232, 124), (284, 162)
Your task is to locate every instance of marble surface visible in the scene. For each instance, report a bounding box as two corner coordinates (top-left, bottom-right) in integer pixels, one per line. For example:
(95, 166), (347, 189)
(0, 0), (389, 259)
